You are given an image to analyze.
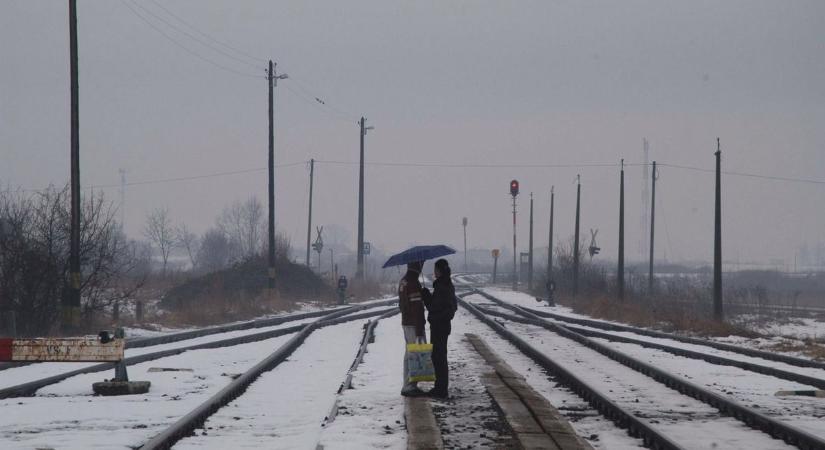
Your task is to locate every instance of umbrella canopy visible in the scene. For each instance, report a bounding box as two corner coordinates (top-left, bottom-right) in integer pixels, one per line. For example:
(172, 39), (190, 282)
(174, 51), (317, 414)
(382, 245), (456, 268)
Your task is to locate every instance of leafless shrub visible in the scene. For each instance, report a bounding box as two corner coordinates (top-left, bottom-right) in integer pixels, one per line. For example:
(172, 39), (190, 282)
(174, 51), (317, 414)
(0, 186), (145, 336)
(143, 207), (176, 274)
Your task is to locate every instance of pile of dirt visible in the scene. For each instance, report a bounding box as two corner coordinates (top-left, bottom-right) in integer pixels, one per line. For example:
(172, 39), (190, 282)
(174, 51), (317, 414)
(160, 257), (333, 311)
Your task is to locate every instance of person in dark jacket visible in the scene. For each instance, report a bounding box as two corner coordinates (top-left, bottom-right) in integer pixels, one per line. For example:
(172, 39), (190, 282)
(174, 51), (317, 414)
(421, 259), (457, 398)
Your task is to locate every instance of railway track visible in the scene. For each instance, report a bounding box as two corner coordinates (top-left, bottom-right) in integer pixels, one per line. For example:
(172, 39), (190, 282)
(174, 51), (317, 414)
(0, 300), (396, 398)
(0, 304), (371, 373)
(462, 290), (825, 449)
(474, 289), (825, 371)
(0, 301), (398, 449)
(142, 306), (400, 449)
(474, 302), (825, 391)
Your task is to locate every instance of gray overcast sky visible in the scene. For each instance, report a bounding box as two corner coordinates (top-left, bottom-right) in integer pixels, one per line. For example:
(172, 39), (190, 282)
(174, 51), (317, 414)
(2, 0), (824, 268)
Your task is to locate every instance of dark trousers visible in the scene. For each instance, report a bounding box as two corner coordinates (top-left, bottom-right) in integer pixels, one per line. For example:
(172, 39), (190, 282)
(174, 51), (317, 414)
(430, 326), (450, 394)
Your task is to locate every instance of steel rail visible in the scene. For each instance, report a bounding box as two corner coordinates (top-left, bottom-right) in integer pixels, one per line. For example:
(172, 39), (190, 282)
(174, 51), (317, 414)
(0, 299), (398, 372)
(125, 302), (396, 349)
(477, 305), (825, 390)
(460, 298), (684, 450)
(0, 302), (396, 399)
(322, 308), (399, 428)
(139, 305), (396, 449)
(470, 291), (825, 450)
(473, 289), (825, 371)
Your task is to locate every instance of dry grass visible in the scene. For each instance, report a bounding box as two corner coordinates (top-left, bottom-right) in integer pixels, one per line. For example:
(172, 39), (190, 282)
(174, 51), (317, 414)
(766, 339), (825, 362)
(556, 292), (757, 338)
(158, 289), (333, 328)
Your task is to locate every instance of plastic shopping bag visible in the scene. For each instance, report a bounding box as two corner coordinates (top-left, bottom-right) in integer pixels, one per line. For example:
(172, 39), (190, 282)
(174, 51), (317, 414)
(406, 343), (436, 383)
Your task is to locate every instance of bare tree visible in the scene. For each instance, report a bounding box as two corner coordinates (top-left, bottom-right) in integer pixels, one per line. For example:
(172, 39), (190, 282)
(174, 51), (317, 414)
(143, 208), (175, 274)
(198, 227), (231, 273)
(0, 186), (144, 335)
(176, 223), (199, 271)
(217, 196), (264, 261)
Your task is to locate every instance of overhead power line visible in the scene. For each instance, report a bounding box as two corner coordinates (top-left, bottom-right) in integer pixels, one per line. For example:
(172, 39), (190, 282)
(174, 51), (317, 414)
(659, 163), (825, 185)
(7, 159), (822, 195)
(148, 0), (267, 65)
(120, 0), (262, 78)
(314, 160), (634, 169)
(122, 1), (362, 122)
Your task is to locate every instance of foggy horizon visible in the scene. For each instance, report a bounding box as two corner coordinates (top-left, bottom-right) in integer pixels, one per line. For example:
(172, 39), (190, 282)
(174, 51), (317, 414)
(3, 1), (824, 271)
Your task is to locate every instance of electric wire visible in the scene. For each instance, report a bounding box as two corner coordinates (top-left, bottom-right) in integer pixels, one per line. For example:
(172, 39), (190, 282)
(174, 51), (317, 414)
(123, 2), (361, 123)
(313, 160), (634, 169)
(120, 0), (262, 79)
(129, 0), (262, 70)
(148, 0), (266, 65)
(6, 159), (823, 194)
(659, 163), (825, 185)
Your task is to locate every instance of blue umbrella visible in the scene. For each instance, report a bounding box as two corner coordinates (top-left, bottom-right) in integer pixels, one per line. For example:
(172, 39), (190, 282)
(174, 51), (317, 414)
(382, 245), (456, 268)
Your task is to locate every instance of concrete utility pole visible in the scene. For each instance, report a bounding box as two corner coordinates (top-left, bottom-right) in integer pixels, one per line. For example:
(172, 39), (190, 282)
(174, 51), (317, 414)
(492, 249), (500, 284)
(356, 117), (373, 281)
(65, 0), (81, 333)
(462, 217), (468, 272)
(119, 168), (126, 230)
(618, 160), (625, 301)
(640, 138), (650, 259)
(267, 60), (287, 293)
(528, 193), (534, 292)
(573, 175), (581, 297)
(714, 139), (724, 320)
(649, 161), (657, 295)
(305, 159), (315, 266)
(547, 186), (554, 290)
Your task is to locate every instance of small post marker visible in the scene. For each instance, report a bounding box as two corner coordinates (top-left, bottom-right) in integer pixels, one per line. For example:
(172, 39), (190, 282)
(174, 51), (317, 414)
(92, 329), (150, 396)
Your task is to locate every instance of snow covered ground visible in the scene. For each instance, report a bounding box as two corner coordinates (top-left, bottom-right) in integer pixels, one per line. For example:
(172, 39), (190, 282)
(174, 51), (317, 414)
(5, 285), (819, 449)
(176, 319), (368, 449)
(0, 331), (300, 449)
(0, 316), (318, 390)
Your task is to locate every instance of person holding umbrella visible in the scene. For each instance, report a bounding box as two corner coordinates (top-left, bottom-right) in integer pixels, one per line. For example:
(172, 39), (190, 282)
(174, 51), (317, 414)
(421, 259), (457, 399)
(383, 245), (456, 397)
(398, 260), (427, 396)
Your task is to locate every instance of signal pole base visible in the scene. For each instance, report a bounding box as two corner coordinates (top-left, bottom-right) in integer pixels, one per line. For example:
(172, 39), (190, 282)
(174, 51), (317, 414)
(92, 380), (150, 396)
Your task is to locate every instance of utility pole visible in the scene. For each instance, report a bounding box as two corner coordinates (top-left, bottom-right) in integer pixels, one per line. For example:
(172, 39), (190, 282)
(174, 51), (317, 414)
(119, 168), (126, 230)
(356, 117), (373, 281)
(492, 249), (500, 284)
(618, 160), (625, 301)
(510, 180), (520, 290)
(714, 139), (724, 320)
(528, 193), (534, 292)
(640, 138), (650, 259)
(573, 175), (581, 297)
(64, 0), (81, 333)
(305, 158), (315, 266)
(267, 60), (287, 293)
(329, 248), (334, 282)
(649, 161), (657, 295)
(462, 217), (468, 272)
(547, 186), (554, 291)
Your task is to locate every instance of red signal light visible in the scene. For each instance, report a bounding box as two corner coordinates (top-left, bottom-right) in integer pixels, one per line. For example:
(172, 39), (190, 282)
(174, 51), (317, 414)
(510, 180), (520, 197)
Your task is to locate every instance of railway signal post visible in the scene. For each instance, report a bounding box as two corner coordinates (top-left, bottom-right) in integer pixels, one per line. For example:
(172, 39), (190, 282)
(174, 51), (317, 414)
(573, 175), (581, 297)
(510, 180), (520, 290)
